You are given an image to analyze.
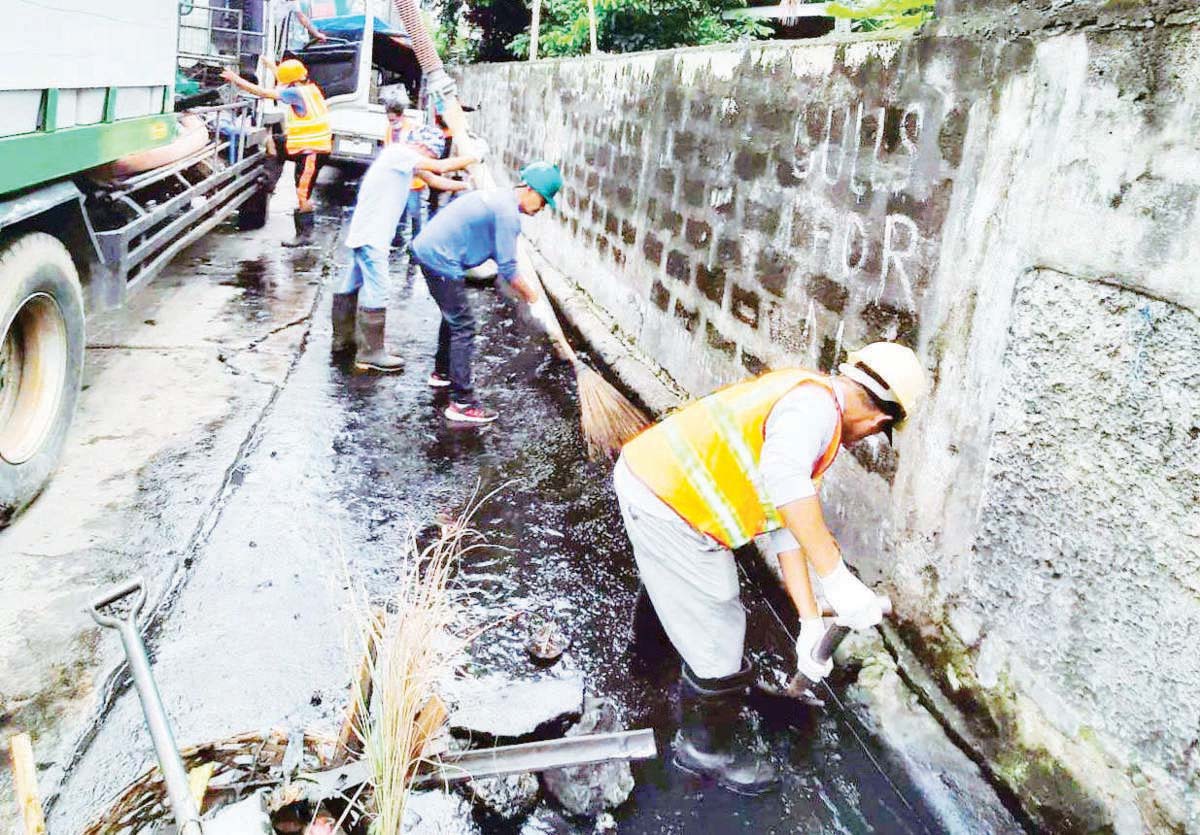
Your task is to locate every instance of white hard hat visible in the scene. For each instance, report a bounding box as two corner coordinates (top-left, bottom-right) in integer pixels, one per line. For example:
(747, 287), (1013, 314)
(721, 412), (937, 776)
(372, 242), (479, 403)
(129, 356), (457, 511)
(839, 342), (928, 434)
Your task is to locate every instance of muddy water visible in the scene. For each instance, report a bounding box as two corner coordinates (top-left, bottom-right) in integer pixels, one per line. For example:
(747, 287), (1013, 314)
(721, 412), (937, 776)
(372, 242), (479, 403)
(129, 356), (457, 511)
(53, 177), (948, 833)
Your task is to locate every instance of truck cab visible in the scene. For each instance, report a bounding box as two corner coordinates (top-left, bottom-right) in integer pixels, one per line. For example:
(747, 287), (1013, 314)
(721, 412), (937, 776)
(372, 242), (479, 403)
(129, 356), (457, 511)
(277, 0), (423, 163)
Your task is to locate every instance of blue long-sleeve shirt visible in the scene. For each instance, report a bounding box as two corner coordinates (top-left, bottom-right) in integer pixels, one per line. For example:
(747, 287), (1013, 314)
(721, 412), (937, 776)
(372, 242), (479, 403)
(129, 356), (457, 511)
(411, 188), (521, 281)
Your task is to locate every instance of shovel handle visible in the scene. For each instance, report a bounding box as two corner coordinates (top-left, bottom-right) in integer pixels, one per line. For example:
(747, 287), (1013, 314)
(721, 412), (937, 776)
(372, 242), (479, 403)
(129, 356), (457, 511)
(813, 595), (893, 663)
(89, 577), (147, 629)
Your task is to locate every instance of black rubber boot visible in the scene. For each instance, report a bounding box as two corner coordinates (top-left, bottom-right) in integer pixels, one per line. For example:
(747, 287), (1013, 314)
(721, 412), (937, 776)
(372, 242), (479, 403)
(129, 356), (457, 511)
(630, 584), (675, 662)
(672, 660), (779, 796)
(354, 307), (405, 372)
(331, 291), (358, 354)
(282, 210), (315, 247)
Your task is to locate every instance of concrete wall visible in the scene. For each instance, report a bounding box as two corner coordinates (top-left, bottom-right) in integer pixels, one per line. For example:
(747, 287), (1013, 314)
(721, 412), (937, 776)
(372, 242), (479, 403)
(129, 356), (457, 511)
(458, 3), (1200, 831)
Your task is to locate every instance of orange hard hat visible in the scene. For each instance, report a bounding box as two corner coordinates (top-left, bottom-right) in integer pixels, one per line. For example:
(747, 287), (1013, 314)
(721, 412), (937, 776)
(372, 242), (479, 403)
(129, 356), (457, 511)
(276, 59), (308, 84)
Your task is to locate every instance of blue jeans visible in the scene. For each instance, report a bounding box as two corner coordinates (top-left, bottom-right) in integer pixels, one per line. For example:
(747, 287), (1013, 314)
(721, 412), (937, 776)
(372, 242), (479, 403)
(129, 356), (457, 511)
(335, 245), (389, 309)
(422, 266), (475, 404)
(394, 189), (424, 248)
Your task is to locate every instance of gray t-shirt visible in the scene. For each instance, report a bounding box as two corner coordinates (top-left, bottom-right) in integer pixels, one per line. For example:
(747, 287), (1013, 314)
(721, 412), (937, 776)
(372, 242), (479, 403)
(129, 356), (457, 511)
(344, 144), (419, 250)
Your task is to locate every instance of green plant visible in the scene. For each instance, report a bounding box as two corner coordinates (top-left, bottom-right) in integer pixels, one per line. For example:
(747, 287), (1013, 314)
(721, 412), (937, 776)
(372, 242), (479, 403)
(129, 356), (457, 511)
(505, 0), (770, 59)
(827, 0), (934, 31)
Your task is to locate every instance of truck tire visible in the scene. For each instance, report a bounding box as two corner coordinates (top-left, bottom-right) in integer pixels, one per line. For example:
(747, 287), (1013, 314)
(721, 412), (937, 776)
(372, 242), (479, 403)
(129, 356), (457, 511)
(237, 183), (270, 231)
(0, 232), (85, 527)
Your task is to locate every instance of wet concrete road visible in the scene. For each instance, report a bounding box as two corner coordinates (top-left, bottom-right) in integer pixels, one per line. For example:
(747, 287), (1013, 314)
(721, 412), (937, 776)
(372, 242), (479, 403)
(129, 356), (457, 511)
(5, 172), (1005, 833)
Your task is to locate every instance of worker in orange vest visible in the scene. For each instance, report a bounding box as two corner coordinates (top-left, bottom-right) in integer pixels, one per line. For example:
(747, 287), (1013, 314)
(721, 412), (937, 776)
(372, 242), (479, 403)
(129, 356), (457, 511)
(380, 93), (471, 274)
(222, 59), (331, 247)
(615, 342), (928, 795)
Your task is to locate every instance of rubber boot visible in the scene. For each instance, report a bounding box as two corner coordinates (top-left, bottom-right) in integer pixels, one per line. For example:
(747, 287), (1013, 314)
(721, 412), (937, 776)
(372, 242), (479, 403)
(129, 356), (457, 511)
(630, 584), (675, 662)
(331, 291), (358, 354)
(672, 660), (779, 796)
(354, 307), (405, 372)
(282, 210), (315, 247)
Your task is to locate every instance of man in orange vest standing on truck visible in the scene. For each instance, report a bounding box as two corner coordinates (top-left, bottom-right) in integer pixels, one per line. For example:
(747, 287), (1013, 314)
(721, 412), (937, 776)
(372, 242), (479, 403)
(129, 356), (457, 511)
(222, 59), (331, 247)
(615, 342), (928, 796)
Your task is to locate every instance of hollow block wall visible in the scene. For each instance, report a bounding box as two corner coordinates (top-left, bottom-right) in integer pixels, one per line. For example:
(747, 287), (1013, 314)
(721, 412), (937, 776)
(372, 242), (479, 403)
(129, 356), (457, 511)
(459, 3), (1200, 830)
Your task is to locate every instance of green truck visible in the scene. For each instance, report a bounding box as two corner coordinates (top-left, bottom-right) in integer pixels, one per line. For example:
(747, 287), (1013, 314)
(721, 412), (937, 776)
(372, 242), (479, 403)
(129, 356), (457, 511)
(0, 1), (273, 524)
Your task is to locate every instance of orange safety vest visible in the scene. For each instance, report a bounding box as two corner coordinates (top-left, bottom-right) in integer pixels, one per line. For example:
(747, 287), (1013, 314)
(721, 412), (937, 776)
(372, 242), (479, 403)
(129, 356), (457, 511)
(283, 82), (332, 154)
(385, 120), (430, 191)
(622, 369), (842, 549)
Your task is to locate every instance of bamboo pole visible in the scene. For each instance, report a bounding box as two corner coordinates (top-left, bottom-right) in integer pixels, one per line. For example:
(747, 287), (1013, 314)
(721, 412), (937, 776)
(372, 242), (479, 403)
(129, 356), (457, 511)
(529, 0), (542, 60)
(9, 734), (46, 835)
(587, 0), (598, 53)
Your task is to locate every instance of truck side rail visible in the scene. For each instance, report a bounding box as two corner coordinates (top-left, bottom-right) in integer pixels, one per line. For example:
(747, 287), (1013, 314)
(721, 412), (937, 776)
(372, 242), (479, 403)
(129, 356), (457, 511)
(89, 102), (269, 309)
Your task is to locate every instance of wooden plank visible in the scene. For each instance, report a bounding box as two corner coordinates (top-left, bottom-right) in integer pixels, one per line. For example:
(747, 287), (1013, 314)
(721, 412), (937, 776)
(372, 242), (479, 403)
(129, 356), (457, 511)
(9, 734), (46, 835)
(336, 609), (385, 763)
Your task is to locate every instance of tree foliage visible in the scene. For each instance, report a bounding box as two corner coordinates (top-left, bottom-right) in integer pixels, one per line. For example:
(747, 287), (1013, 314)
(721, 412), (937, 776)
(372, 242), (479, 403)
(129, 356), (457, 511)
(510, 0), (769, 58)
(441, 0), (770, 62)
(827, 0), (934, 31)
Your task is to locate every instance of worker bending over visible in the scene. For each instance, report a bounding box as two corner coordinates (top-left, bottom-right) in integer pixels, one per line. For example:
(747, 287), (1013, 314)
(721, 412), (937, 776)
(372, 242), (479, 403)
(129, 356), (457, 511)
(221, 59), (330, 247)
(615, 342), (928, 795)
(410, 162), (562, 424)
(331, 141), (476, 372)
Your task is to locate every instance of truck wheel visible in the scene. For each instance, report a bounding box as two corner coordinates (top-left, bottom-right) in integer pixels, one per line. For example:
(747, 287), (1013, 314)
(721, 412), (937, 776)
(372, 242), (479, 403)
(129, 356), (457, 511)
(237, 184), (270, 231)
(0, 233), (85, 527)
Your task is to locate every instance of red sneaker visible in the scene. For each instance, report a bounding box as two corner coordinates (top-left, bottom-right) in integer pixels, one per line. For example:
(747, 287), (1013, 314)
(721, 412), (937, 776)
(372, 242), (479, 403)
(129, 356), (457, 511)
(427, 371), (451, 388)
(445, 402), (498, 424)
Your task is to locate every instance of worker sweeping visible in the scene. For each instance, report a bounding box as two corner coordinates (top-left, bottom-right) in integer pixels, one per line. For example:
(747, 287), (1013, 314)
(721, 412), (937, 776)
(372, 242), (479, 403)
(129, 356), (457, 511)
(615, 342), (928, 795)
(410, 162), (562, 424)
(331, 140), (476, 372)
(221, 59), (330, 247)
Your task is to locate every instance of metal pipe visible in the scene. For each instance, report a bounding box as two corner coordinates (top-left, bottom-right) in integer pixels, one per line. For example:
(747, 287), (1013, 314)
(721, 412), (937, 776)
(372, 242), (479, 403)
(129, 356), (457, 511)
(303, 728), (658, 797)
(530, 0), (542, 60)
(414, 729), (657, 787)
(813, 595), (894, 663)
(90, 579), (202, 834)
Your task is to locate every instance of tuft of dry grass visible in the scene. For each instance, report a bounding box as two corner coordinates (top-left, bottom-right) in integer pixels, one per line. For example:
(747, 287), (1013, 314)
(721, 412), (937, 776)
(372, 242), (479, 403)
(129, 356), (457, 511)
(342, 495), (494, 834)
(575, 363), (650, 461)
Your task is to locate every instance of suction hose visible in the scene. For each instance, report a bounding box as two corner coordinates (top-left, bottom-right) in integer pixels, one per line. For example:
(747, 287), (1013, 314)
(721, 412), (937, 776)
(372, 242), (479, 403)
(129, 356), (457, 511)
(391, 0), (465, 140)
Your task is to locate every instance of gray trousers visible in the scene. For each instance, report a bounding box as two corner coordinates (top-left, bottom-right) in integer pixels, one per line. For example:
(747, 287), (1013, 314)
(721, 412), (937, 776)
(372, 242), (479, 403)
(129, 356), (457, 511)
(614, 458), (746, 679)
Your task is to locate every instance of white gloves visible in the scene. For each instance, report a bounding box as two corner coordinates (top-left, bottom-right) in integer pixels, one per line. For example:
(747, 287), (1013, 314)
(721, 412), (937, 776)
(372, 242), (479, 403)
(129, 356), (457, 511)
(795, 617), (833, 684)
(819, 559), (884, 631)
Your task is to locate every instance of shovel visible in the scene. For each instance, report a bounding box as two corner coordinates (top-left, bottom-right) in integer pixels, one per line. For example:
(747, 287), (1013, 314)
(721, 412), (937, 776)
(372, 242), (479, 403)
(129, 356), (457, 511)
(90, 578), (203, 835)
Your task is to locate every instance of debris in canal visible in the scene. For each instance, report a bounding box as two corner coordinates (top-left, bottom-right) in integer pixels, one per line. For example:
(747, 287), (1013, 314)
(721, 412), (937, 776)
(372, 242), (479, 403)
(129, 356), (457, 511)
(445, 672), (585, 741)
(541, 698), (636, 817)
(525, 616), (570, 663)
(345, 517), (474, 834)
(82, 730), (338, 834)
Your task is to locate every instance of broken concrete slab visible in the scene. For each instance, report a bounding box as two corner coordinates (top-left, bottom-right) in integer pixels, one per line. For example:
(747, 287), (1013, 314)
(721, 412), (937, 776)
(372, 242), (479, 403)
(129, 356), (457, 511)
(542, 697), (635, 817)
(444, 673), (585, 742)
(463, 771), (540, 823)
(402, 789), (474, 834)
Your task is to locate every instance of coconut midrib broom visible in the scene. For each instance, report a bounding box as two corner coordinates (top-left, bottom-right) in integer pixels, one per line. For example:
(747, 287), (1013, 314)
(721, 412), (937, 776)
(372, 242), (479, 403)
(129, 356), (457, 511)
(389, 0), (650, 460)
